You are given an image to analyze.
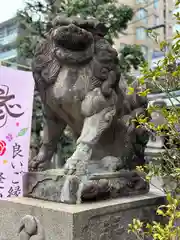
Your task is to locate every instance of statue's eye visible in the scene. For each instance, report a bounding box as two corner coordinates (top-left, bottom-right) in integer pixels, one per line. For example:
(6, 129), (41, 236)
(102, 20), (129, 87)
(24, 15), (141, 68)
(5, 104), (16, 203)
(101, 68), (108, 73)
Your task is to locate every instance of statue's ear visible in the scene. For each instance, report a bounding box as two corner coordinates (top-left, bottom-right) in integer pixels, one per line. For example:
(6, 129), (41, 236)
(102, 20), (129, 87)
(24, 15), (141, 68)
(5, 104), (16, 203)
(46, 22), (53, 31)
(95, 22), (108, 36)
(52, 15), (71, 27)
(78, 19), (108, 37)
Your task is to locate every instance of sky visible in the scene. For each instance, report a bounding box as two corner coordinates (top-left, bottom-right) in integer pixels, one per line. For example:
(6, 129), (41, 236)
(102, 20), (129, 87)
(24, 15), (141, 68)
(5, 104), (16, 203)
(0, 0), (24, 23)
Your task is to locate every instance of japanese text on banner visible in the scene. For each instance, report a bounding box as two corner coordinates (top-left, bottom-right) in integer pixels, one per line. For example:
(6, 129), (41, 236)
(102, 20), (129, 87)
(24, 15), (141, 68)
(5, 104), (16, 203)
(0, 66), (34, 198)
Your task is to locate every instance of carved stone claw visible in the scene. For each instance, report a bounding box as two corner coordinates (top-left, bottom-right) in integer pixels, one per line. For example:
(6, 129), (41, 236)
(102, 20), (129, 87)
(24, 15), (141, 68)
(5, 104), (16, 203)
(64, 143), (92, 175)
(64, 157), (87, 175)
(64, 158), (77, 175)
(28, 154), (49, 172)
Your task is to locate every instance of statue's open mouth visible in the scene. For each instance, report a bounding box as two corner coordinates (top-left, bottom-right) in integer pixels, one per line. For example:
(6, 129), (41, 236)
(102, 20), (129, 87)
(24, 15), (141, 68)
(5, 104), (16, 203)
(52, 24), (93, 51)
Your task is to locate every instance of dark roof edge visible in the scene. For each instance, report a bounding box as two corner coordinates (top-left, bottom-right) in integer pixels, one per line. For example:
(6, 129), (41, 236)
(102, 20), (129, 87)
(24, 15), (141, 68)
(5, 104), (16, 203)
(0, 16), (17, 28)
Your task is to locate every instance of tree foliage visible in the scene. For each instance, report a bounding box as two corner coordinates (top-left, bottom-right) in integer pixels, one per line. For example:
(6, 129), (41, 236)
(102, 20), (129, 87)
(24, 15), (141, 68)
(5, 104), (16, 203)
(17, 0), (144, 70)
(128, 4), (180, 239)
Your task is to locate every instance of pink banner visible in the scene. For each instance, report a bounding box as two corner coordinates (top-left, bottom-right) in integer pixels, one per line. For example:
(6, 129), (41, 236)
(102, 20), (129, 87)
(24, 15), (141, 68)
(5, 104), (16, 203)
(0, 66), (34, 198)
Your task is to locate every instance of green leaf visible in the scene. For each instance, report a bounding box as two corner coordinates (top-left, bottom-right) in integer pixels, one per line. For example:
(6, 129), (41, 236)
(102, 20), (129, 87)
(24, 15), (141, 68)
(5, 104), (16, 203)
(166, 193), (173, 204)
(175, 0), (180, 6)
(160, 41), (167, 50)
(138, 89), (150, 97)
(156, 209), (165, 216)
(128, 87), (134, 95)
(176, 212), (180, 218)
(17, 128), (28, 137)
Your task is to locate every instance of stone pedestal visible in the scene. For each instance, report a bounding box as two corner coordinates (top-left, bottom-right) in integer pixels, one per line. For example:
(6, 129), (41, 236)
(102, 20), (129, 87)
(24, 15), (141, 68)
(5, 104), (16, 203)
(0, 189), (164, 240)
(23, 169), (149, 204)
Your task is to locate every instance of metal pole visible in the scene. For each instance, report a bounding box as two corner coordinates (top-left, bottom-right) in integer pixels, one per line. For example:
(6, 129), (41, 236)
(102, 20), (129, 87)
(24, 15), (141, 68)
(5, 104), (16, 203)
(163, 0), (167, 41)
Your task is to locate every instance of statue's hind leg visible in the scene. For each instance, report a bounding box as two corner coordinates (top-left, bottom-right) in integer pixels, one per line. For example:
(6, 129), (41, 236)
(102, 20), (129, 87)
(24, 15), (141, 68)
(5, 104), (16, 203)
(64, 106), (116, 175)
(29, 105), (66, 171)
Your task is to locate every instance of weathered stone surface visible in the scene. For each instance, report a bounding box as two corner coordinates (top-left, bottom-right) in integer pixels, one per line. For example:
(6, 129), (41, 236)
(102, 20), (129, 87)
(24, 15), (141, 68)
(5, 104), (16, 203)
(23, 169), (149, 204)
(28, 15), (150, 204)
(18, 215), (45, 240)
(29, 15), (149, 176)
(0, 189), (165, 240)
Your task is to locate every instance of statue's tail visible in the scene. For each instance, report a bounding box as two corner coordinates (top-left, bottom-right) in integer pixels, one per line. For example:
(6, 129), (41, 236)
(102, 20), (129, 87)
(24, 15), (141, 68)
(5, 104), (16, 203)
(18, 215), (45, 240)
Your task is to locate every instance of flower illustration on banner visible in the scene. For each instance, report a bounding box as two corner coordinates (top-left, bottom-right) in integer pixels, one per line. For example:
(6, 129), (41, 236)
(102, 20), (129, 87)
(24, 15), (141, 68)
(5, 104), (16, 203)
(3, 160), (8, 164)
(16, 122), (19, 127)
(0, 140), (6, 156)
(6, 133), (13, 142)
(17, 128), (28, 137)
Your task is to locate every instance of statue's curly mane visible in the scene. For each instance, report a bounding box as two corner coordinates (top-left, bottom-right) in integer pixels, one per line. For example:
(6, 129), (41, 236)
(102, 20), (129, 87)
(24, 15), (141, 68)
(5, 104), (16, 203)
(32, 16), (121, 99)
(30, 16), (149, 175)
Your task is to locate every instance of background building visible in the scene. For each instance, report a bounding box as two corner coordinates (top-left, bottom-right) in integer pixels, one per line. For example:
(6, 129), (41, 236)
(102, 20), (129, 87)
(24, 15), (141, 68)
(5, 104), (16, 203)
(0, 17), (19, 63)
(114, 0), (175, 71)
(0, 16), (31, 69)
(0, 1), (177, 69)
(172, 4), (180, 44)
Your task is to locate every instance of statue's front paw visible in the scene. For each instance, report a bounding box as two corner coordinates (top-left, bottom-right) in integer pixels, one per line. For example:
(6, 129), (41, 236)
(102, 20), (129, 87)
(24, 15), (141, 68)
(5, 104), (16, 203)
(63, 158), (77, 175)
(28, 153), (49, 172)
(64, 158), (87, 175)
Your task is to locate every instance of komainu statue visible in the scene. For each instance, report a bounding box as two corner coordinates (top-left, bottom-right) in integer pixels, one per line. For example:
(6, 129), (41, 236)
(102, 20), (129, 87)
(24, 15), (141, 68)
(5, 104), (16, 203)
(25, 16), (150, 204)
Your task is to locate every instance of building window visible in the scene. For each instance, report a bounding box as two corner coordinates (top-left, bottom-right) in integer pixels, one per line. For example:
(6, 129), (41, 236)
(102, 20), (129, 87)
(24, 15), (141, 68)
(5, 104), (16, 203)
(7, 25), (17, 36)
(120, 43), (126, 51)
(136, 8), (148, 23)
(152, 50), (164, 59)
(173, 24), (180, 33)
(0, 49), (17, 61)
(7, 28), (16, 36)
(141, 45), (148, 59)
(136, 0), (148, 3)
(0, 29), (4, 38)
(136, 27), (147, 40)
(154, 0), (158, 9)
(0, 29), (4, 44)
(154, 15), (159, 25)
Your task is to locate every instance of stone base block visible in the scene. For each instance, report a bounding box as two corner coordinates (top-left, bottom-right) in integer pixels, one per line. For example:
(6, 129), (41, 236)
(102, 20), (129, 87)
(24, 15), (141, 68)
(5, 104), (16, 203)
(23, 169), (149, 204)
(0, 189), (164, 240)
